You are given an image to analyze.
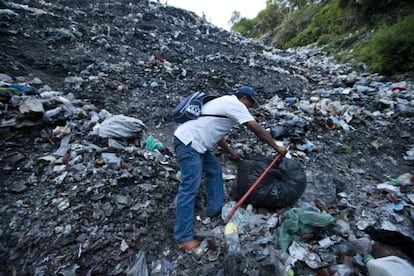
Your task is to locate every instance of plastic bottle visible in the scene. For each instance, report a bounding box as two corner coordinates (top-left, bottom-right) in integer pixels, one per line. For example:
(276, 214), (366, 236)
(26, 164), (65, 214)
(286, 266), (295, 276)
(363, 255), (414, 276)
(224, 222), (240, 253)
(285, 97), (297, 104)
(329, 264), (356, 276)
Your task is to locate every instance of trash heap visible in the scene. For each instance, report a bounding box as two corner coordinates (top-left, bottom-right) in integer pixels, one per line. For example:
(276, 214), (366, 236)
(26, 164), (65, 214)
(1, 0), (413, 275)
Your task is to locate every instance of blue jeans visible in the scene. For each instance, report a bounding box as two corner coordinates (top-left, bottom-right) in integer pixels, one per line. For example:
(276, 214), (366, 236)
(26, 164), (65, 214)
(173, 137), (224, 243)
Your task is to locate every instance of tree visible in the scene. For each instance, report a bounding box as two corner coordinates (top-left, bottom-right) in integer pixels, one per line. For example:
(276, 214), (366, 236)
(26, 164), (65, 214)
(257, 1), (284, 33)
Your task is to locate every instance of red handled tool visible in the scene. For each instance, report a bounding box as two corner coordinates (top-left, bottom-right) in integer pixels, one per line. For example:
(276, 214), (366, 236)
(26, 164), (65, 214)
(223, 153), (284, 224)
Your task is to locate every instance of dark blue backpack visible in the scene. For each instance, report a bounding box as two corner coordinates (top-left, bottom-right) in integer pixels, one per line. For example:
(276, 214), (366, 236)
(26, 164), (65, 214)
(171, 92), (226, 124)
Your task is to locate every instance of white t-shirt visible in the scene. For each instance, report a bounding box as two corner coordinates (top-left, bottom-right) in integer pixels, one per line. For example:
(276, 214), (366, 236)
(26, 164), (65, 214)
(174, 95), (255, 153)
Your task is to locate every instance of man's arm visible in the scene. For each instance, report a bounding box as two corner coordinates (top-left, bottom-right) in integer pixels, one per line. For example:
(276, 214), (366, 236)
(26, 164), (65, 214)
(218, 137), (243, 160)
(244, 120), (287, 155)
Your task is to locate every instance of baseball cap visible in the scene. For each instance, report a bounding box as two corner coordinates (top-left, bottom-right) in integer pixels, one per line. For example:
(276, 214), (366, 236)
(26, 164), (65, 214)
(236, 86), (259, 107)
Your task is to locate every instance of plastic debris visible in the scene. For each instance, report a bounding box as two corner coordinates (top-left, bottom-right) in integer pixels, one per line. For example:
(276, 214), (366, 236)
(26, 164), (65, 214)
(0, 1), (413, 275)
(96, 115), (146, 139)
(276, 208), (336, 251)
(145, 135), (164, 151)
(126, 251), (149, 276)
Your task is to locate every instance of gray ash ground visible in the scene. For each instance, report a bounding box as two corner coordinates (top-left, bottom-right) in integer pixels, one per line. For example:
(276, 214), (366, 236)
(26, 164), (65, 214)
(0, 0), (413, 275)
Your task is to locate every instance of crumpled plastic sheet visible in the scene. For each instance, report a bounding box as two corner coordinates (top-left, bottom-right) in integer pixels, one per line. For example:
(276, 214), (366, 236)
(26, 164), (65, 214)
(96, 114), (146, 139)
(126, 250), (148, 276)
(276, 208), (336, 251)
(221, 201), (269, 233)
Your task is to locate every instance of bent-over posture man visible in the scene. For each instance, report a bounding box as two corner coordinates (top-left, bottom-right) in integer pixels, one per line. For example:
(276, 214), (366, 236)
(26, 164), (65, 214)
(172, 86), (287, 252)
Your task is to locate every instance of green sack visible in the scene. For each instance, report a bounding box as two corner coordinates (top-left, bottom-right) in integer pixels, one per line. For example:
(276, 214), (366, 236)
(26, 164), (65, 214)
(276, 208), (336, 251)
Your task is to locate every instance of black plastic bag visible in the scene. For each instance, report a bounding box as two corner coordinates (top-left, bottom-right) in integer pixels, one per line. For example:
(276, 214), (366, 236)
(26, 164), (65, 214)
(270, 119), (309, 142)
(231, 156), (307, 210)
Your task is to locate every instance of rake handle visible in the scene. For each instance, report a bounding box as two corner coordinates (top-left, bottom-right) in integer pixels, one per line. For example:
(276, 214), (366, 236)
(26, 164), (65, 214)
(223, 154), (283, 225)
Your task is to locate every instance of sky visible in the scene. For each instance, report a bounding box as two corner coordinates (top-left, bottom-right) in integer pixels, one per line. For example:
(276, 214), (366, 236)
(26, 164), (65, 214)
(163, 0), (267, 30)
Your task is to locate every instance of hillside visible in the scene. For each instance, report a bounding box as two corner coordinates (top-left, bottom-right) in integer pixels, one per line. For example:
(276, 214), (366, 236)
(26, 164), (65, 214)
(0, 0), (413, 275)
(232, 0), (414, 76)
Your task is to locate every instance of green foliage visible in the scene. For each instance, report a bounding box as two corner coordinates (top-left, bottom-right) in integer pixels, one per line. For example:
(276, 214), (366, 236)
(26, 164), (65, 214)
(288, 0), (361, 47)
(337, 0), (392, 8)
(272, 3), (319, 48)
(355, 14), (414, 74)
(231, 17), (258, 37)
(231, 0), (414, 75)
(232, 1), (284, 37)
(255, 2), (284, 35)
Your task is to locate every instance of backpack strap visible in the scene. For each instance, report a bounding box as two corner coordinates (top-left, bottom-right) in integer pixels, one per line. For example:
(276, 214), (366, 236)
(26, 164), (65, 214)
(200, 114), (228, 119)
(200, 95), (228, 119)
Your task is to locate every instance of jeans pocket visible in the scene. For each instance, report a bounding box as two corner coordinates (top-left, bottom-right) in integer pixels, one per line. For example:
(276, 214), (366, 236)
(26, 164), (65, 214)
(175, 143), (197, 162)
(172, 136), (182, 148)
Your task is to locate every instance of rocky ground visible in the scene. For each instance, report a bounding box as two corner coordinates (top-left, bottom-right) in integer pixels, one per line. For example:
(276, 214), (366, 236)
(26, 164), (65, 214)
(0, 0), (413, 275)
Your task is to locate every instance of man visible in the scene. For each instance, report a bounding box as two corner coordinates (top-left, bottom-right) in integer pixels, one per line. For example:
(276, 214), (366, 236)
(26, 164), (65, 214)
(172, 86), (287, 252)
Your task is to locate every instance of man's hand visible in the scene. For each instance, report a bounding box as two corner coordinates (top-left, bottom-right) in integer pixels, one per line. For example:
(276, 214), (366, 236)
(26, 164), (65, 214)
(229, 150), (244, 161)
(276, 145), (287, 156)
(245, 121), (288, 156)
(218, 137), (244, 161)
